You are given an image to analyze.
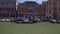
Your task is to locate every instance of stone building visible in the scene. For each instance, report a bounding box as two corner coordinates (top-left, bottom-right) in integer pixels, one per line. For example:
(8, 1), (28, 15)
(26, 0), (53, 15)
(18, 1), (43, 19)
(0, 0), (17, 21)
(42, 0), (60, 20)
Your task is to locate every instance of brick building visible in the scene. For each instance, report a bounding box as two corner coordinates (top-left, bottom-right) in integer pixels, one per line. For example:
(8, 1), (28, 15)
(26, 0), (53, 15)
(42, 1), (49, 20)
(42, 0), (60, 20)
(18, 1), (43, 19)
(0, 0), (17, 21)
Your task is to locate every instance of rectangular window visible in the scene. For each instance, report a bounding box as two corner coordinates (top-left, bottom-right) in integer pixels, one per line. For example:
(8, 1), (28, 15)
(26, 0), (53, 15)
(53, 6), (57, 10)
(49, 2), (51, 5)
(0, 8), (1, 10)
(0, 3), (2, 5)
(53, 2), (57, 5)
(49, 11), (51, 14)
(45, 6), (48, 10)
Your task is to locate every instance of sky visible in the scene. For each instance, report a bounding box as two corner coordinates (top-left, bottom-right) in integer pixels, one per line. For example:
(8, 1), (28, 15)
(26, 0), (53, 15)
(18, 0), (47, 4)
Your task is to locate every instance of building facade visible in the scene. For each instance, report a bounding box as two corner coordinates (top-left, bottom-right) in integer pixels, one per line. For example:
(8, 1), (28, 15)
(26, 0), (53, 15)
(42, 1), (50, 20)
(42, 0), (60, 20)
(18, 1), (43, 19)
(0, 0), (17, 20)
